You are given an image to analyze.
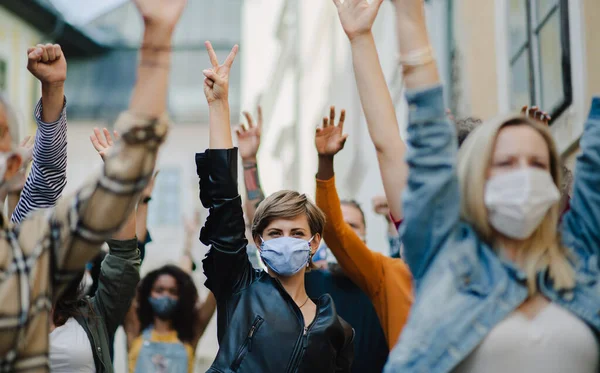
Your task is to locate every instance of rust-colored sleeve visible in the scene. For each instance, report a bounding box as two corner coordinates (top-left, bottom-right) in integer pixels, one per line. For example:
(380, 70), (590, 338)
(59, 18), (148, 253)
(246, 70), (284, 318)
(316, 176), (385, 298)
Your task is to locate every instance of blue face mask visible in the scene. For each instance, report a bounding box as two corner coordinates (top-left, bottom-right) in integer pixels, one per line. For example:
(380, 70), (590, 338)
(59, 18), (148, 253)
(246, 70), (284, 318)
(148, 296), (178, 320)
(259, 236), (314, 276)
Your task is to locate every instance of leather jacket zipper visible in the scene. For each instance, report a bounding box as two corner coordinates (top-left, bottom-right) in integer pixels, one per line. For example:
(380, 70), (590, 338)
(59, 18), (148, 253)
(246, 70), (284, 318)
(286, 313), (319, 373)
(230, 316), (264, 371)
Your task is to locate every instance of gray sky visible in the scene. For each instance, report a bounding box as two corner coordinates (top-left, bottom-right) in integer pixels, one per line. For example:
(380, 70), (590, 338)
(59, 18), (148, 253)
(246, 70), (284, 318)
(49, 0), (128, 25)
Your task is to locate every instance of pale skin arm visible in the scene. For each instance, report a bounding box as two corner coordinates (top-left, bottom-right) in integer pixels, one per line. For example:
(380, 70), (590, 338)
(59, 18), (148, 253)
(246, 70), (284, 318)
(333, 0), (407, 220)
(236, 107), (266, 224)
(332, 0), (439, 219)
(392, 0), (440, 88)
(191, 292), (217, 349)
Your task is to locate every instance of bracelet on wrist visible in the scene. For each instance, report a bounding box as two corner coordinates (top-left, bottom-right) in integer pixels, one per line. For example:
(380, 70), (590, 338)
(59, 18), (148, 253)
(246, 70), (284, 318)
(398, 46), (435, 67)
(243, 161), (258, 169)
(140, 44), (172, 52)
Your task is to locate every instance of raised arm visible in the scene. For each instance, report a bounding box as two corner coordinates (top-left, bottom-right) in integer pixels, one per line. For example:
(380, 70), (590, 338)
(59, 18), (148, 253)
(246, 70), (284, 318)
(92, 206), (141, 343)
(391, 0), (459, 280)
(191, 292), (217, 349)
(12, 44), (68, 224)
(562, 98), (600, 261)
(332, 0), (407, 220)
(236, 106), (266, 224)
(21, 0), (187, 299)
(198, 42), (254, 301)
(314, 107), (384, 297)
(136, 170), (158, 249)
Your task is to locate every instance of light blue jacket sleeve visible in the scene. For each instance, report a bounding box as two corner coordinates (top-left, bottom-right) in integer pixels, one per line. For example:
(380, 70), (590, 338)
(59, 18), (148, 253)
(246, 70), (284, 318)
(400, 85), (460, 281)
(561, 97), (600, 264)
(11, 98), (68, 224)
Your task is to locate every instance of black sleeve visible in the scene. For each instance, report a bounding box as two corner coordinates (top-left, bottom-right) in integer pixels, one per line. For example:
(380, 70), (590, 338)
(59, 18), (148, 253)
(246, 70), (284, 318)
(335, 317), (355, 372)
(197, 148), (255, 300)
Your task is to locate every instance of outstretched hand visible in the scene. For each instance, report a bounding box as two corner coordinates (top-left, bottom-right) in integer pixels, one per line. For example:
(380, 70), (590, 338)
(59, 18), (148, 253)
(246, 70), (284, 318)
(202, 42), (239, 104)
(333, 0), (384, 41)
(236, 106), (262, 160)
(27, 44), (67, 85)
(133, 0), (187, 31)
(315, 106), (348, 157)
(521, 105), (550, 125)
(90, 128), (120, 161)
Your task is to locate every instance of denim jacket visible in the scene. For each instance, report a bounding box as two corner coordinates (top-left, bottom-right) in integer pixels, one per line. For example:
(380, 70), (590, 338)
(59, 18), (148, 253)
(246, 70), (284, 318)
(384, 86), (600, 373)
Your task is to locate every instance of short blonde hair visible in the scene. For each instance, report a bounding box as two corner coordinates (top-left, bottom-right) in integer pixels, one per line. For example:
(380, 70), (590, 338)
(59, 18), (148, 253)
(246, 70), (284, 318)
(252, 190), (326, 270)
(457, 114), (574, 294)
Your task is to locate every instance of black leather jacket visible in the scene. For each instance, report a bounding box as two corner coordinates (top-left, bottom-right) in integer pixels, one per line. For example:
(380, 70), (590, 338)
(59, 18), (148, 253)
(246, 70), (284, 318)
(196, 148), (354, 373)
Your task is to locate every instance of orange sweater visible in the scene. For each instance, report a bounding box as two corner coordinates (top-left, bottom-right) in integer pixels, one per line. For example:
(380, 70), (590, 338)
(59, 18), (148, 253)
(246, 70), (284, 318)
(316, 177), (413, 349)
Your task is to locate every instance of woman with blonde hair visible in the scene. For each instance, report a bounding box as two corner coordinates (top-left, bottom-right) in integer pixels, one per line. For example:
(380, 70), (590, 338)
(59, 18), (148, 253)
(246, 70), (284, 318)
(355, 0), (600, 372)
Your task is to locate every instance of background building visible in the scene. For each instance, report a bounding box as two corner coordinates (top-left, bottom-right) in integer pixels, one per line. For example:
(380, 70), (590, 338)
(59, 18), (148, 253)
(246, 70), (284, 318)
(449, 0), (600, 170)
(2, 0), (599, 371)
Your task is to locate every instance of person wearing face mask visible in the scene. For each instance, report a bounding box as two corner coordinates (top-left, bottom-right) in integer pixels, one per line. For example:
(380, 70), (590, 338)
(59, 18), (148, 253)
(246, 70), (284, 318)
(197, 41), (354, 372)
(49, 208), (140, 373)
(126, 264), (215, 373)
(314, 106), (413, 350)
(304, 192), (389, 373)
(375, 0), (600, 372)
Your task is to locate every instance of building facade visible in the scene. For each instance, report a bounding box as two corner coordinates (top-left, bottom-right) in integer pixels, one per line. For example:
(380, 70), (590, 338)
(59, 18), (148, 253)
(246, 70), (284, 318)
(451, 0), (600, 168)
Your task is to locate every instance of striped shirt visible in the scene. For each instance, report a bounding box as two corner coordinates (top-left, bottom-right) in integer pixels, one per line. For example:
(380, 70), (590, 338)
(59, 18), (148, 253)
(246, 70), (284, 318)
(11, 99), (68, 224)
(0, 105), (169, 372)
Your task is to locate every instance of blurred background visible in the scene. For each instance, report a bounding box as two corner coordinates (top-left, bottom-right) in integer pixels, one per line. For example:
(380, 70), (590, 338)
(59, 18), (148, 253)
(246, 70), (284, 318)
(1, 0), (599, 371)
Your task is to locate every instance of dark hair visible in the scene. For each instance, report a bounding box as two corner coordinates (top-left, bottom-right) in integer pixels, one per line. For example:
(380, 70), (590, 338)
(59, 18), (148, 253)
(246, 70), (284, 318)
(86, 251), (107, 297)
(455, 117), (482, 147)
(53, 271), (90, 327)
(340, 199), (366, 228)
(137, 265), (199, 343)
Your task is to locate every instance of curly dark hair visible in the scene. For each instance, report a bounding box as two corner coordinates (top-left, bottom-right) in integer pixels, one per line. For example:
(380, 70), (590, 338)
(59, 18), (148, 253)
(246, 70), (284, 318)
(137, 265), (200, 343)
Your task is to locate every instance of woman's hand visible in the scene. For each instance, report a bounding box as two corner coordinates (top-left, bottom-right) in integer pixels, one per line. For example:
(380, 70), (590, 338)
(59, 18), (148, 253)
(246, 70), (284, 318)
(333, 0), (384, 41)
(236, 106), (262, 161)
(202, 41), (239, 104)
(315, 106), (348, 157)
(90, 128), (119, 162)
(521, 105), (551, 125)
(133, 0), (187, 33)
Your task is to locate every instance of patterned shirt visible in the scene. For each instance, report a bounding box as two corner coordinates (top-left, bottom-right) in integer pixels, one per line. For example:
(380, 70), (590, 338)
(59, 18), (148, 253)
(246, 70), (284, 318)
(0, 107), (169, 372)
(11, 99), (68, 224)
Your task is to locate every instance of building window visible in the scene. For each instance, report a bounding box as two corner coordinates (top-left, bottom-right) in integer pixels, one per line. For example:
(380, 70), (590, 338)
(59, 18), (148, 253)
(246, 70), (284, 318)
(508, 0), (571, 121)
(0, 60), (7, 92)
(147, 167), (181, 227)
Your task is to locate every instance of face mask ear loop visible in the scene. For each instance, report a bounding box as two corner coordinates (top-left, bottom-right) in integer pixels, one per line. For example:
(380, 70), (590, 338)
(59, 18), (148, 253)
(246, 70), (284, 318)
(307, 236), (316, 268)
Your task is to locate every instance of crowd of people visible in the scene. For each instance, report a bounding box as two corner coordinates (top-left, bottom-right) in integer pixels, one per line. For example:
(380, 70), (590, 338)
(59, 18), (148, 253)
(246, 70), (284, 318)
(0, 0), (598, 372)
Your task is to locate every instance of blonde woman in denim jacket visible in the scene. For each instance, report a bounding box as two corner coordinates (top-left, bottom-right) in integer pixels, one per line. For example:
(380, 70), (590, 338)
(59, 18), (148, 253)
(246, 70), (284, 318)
(331, 0), (600, 372)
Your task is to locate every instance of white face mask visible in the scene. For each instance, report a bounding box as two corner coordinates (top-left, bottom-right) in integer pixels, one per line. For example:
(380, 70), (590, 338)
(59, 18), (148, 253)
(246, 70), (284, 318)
(484, 168), (560, 239)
